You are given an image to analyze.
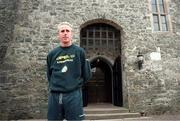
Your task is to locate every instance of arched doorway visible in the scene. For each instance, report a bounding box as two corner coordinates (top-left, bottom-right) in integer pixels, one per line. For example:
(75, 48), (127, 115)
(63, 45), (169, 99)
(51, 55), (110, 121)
(80, 22), (123, 106)
(89, 57), (113, 104)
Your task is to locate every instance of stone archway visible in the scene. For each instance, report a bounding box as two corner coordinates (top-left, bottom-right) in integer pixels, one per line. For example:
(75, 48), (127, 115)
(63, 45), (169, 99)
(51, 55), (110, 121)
(83, 56), (123, 106)
(80, 20), (124, 107)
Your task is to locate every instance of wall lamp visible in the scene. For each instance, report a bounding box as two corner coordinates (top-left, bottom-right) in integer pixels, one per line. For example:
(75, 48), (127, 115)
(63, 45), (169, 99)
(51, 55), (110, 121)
(137, 52), (144, 70)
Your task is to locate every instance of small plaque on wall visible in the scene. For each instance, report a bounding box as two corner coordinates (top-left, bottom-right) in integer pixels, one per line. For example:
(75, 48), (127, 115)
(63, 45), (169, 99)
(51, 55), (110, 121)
(150, 52), (161, 61)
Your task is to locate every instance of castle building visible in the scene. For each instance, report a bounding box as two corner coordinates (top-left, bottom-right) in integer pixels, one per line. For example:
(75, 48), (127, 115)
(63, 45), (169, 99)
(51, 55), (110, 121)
(0, 0), (180, 119)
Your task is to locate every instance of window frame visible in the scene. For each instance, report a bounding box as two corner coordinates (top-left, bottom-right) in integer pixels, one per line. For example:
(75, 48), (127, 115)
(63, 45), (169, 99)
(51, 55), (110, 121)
(149, 0), (172, 32)
(80, 24), (120, 51)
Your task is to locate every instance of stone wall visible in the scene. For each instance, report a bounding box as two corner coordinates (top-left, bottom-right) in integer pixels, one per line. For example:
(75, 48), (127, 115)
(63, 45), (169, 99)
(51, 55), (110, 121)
(125, 0), (180, 114)
(0, 0), (48, 119)
(0, 0), (180, 119)
(0, 0), (18, 119)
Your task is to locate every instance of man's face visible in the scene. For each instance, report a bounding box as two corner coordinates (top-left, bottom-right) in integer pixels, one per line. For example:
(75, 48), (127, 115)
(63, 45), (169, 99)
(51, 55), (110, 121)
(58, 25), (72, 44)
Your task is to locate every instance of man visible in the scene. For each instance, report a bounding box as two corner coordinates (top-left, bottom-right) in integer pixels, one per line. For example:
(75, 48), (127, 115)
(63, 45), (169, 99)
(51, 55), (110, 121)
(46, 22), (92, 120)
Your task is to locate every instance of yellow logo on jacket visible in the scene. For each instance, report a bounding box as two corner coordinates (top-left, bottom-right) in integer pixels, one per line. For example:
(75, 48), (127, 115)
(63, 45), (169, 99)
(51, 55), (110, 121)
(56, 54), (75, 63)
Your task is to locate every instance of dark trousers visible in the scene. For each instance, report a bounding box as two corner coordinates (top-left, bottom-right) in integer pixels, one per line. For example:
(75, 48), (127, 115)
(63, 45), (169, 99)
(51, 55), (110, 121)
(47, 89), (84, 121)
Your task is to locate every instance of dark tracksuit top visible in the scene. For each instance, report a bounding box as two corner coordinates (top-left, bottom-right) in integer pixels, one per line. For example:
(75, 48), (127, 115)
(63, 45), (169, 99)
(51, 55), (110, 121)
(47, 44), (92, 120)
(47, 44), (92, 93)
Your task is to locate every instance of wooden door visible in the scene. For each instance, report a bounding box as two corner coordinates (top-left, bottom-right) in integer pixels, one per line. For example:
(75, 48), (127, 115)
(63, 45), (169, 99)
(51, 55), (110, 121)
(88, 68), (107, 103)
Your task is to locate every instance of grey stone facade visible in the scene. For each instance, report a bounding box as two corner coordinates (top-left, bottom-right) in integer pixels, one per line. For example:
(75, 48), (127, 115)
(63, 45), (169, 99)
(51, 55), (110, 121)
(0, 0), (180, 119)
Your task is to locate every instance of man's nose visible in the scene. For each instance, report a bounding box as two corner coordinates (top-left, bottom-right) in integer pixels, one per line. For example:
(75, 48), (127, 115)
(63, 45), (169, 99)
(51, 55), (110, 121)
(64, 31), (68, 34)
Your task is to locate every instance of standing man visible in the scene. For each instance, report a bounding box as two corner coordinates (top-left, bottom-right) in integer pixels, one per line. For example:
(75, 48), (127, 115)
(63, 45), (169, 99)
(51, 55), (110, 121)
(47, 22), (92, 120)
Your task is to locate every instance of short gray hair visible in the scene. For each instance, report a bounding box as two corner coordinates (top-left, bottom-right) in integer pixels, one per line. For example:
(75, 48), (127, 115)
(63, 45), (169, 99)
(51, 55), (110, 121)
(57, 22), (73, 31)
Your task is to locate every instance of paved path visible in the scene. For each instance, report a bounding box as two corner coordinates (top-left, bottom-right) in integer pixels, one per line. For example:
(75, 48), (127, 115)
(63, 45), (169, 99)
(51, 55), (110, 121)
(123, 114), (180, 121)
(10, 114), (180, 121)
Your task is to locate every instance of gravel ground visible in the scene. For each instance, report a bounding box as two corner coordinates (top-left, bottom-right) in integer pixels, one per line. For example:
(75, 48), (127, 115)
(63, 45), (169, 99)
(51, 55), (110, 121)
(123, 114), (180, 121)
(8, 114), (180, 121)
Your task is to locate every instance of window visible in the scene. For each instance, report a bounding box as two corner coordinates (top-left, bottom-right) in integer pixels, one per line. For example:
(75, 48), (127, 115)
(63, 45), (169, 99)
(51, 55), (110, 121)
(151, 0), (169, 32)
(80, 23), (120, 51)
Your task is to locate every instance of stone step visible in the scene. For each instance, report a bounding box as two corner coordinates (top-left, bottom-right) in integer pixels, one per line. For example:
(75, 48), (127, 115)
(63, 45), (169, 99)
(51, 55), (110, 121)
(85, 112), (141, 120)
(84, 107), (129, 114)
(84, 103), (141, 120)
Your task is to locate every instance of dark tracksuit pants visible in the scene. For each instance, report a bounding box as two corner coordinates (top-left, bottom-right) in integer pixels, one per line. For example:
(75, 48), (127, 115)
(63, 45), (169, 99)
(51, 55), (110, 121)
(47, 88), (84, 121)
